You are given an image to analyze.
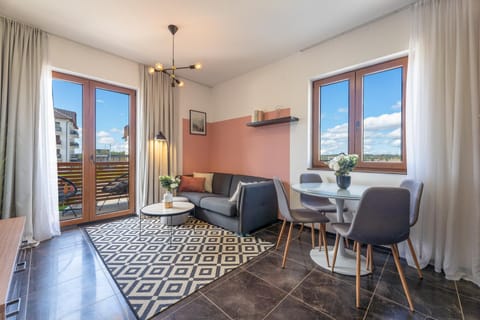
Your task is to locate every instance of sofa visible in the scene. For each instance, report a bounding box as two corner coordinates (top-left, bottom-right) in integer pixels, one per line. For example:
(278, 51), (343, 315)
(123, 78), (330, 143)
(178, 172), (278, 235)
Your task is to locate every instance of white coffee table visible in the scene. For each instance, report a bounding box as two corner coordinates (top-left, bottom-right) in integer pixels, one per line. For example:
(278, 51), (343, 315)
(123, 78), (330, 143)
(139, 202), (194, 242)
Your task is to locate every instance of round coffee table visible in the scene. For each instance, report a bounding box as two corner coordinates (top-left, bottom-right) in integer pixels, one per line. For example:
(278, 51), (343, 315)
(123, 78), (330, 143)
(139, 202), (194, 242)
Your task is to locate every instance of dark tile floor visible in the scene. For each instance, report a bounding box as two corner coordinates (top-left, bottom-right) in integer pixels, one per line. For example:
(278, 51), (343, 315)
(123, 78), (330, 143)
(24, 221), (480, 320)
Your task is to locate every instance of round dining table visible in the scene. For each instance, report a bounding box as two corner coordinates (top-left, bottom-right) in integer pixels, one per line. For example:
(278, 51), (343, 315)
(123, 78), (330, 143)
(291, 182), (371, 276)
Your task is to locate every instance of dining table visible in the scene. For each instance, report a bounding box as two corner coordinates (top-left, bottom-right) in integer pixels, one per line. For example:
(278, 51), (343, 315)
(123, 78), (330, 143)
(291, 182), (371, 276)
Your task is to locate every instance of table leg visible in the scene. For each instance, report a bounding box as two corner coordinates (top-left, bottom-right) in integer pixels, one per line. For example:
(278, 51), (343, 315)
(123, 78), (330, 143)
(139, 212), (142, 241)
(310, 198), (371, 276)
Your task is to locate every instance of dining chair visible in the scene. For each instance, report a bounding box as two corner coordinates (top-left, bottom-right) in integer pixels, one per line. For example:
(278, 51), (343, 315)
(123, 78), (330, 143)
(273, 177), (330, 268)
(330, 187), (414, 311)
(400, 179), (424, 279)
(299, 173), (350, 249)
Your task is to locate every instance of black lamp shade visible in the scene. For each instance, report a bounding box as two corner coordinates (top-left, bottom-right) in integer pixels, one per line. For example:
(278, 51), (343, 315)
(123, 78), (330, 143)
(155, 131), (167, 141)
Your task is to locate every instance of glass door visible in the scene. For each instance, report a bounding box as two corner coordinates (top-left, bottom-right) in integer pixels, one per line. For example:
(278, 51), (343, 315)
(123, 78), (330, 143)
(53, 72), (136, 226)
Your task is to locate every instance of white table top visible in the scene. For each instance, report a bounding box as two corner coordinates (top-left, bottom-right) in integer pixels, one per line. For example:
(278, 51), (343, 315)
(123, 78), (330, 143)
(291, 182), (369, 200)
(140, 202), (194, 217)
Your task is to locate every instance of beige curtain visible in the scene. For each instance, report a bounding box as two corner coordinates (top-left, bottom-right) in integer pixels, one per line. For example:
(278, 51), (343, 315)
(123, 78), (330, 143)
(137, 66), (178, 206)
(0, 17), (60, 241)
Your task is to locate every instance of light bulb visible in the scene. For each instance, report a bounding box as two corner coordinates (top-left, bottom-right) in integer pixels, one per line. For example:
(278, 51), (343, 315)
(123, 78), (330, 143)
(154, 63), (164, 71)
(194, 63), (202, 70)
(178, 81), (185, 87)
(148, 67), (155, 74)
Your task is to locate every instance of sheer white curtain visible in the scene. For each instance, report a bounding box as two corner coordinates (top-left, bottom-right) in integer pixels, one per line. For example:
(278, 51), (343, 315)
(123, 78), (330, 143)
(406, 0), (480, 285)
(137, 66), (178, 209)
(0, 18), (60, 242)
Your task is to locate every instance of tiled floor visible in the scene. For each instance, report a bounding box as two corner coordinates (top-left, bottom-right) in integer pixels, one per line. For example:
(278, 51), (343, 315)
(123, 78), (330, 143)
(25, 221), (480, 320)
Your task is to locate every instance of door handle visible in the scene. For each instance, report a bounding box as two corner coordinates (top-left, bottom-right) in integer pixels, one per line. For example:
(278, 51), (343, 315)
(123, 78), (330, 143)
(90, 155), (96, 163)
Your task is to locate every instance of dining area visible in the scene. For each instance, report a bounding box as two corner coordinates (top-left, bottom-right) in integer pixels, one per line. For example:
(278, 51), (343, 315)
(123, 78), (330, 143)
(273, 154), (425, 312)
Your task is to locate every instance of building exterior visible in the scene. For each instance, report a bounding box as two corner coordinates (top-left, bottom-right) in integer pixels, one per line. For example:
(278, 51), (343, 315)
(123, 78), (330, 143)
(54, 108), (80, 162)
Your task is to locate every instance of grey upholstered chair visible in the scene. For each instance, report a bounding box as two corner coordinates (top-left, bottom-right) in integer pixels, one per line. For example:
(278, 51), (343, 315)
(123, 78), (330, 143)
(273, 177), (330, 268)
(400, 179), (424, 279)
(299, 173), (349, 248)
(331, 187), (414, 311)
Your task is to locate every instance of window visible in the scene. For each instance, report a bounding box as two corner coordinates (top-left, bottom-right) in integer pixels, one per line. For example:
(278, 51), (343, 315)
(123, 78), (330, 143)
(312, 57), (407, 173)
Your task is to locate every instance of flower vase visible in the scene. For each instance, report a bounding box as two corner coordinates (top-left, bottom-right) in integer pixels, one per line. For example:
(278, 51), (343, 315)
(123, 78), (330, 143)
(336, 175), (351, 189)
(163, 191), (173, 208)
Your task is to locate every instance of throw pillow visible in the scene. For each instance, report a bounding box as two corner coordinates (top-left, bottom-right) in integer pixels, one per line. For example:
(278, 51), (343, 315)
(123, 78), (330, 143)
(178, 176), (206, 192)
(228, 181), (263, 203)
(193, 172), (214, 193)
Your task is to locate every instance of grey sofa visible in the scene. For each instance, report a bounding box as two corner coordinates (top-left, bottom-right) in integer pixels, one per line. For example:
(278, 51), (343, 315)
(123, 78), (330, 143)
(178, 172), (278, 235)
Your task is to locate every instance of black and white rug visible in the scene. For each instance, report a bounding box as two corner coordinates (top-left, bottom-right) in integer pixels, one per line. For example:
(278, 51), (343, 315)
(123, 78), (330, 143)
(84, 216), (273, 320)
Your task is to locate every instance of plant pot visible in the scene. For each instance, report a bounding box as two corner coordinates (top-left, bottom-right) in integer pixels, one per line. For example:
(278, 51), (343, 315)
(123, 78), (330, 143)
(336, 175), (351, 189)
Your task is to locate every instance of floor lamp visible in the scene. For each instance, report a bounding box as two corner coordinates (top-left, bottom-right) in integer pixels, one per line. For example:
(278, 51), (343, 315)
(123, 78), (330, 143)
(155, 131), (170, 176)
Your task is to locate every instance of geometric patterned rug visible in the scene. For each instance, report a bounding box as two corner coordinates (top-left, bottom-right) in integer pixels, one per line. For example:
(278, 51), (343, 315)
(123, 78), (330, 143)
(84, 216), (274, 320)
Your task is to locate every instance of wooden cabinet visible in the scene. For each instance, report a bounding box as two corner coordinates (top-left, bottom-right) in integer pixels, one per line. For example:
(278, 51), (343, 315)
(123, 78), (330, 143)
(0, 217), (26, 320)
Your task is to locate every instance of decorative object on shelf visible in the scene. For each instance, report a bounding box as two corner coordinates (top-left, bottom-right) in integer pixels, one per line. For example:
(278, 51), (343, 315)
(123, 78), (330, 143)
(252, 110), (264, 122)
(190, 110), (207, 135)
(328, 153), (359, 189)
(148, 24), (202, 87)
(159, 175), (180, 208)
(246, 116), (299, 127)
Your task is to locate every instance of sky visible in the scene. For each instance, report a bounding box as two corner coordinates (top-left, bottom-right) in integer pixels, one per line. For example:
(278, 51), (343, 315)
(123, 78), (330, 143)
(52, 80), (130, 154)
(320, 67), (402, 158)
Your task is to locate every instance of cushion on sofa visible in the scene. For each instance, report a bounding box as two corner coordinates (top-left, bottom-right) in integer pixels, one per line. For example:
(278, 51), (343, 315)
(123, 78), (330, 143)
(199, 197), (237, 217)
(177, 192), (222, 206)
(179, 176), (205, 192)
(229, 175), (268, 197)
(193, 172), (213, 193)
(212, 173), (233, 196)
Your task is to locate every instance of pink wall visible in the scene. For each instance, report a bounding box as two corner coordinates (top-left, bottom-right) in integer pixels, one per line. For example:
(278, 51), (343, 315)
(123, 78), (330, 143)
(182, 109), (291, 185)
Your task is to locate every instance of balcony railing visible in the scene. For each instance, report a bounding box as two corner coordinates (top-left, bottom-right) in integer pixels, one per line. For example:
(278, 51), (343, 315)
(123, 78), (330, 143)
(70, 142), (80, 147)
(58, 161), (129, 209)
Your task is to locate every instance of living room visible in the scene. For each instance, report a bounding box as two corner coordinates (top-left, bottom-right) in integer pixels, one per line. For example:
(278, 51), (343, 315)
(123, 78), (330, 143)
(1, 0), (479, 319)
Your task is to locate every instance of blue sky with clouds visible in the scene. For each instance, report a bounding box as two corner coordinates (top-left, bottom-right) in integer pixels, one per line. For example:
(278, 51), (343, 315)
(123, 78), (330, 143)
(320, 67), (402, 158)
(52, 80), (129, 154)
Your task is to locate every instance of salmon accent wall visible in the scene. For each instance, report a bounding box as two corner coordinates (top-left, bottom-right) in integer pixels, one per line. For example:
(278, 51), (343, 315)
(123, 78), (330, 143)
(182, 108), (291, 185)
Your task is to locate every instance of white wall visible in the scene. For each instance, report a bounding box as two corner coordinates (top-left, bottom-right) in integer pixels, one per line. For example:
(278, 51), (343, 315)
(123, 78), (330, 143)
(211, 8), (412, 208)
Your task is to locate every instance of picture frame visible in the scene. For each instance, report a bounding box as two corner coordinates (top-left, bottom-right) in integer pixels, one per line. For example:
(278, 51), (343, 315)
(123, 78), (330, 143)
(189, 110), (207, 135)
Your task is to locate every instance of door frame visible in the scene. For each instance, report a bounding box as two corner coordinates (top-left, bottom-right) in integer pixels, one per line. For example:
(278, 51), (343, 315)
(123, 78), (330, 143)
(53, 71), (136, 227)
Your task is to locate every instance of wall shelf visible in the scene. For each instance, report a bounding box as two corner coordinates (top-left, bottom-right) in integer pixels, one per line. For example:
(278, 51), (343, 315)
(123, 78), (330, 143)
(246, 116), (299, 127)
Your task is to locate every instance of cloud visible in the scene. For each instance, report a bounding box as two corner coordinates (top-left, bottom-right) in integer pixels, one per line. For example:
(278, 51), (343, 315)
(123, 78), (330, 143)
(98, 136), (115, 145)
(363, 112), (401, 131)
(110, 128), (123, 134)
(391, 100), (401, 110)
(387, 128), (401, 138)
(96, 99), (104, 104)
(337, 107), (348, 113)
(97, 131), (110, 137)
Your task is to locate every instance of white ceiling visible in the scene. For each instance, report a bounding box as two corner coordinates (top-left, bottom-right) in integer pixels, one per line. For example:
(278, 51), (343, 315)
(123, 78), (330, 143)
(0, 0), (416, 87)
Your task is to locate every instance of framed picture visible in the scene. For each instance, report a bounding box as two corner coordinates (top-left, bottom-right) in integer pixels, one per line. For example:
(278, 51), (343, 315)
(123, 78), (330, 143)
(189, 110), (207, 135)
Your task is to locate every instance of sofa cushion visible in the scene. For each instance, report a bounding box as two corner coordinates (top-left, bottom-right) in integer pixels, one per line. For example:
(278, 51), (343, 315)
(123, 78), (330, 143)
(212, 173), (233, 196)
(179, 176), (205, 192)
(177, 192), (219, 206)
(193, 172), (214, 193)
(199, 197), (237, 217)
(229, 175), (268, 197)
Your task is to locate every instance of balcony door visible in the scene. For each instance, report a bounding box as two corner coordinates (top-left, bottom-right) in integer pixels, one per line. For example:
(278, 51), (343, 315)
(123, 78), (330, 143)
(53, 72), (136, 226)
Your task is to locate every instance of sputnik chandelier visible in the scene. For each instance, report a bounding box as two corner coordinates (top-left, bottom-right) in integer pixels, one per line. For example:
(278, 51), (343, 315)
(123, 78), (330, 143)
(148, 24), (202, 87)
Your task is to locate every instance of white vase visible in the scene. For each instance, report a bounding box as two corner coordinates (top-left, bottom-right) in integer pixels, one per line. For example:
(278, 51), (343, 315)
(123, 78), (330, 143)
(163, 191), (173, 208)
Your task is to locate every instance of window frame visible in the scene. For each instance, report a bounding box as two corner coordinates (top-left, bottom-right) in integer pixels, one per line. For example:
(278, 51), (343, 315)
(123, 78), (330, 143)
(311, 56), (408, 173)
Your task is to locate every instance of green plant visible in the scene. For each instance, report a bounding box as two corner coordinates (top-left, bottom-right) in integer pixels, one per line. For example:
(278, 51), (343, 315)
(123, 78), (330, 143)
(159, 175), (181, 191)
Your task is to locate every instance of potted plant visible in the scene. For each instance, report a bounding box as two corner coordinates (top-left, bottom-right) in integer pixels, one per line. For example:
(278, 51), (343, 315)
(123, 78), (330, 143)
(159, 175), (181, 208)
(328, 153), (359, 189)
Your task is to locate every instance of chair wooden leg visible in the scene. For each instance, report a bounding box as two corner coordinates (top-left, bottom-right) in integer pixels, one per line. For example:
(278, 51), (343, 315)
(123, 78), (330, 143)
(276, 219), (287, 250)
(407, 238), (423, 279)
(318, 223), (322, 251)
(321, 224), (330, 267)
(391, 244), (414, 311)
(356, 241), (361, 308)
(297, 223), (304, 239)
(281, 222), (294, 268)
(366, 244), (370, 270)
(311, 223), (315, 248)
(331, 234), (340, 272)
(344, 238), (350, 248)
(368, 244), (373, 271)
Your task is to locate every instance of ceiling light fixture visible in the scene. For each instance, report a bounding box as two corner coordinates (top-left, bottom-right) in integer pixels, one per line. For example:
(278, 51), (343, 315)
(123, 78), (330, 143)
(148, 24), (202, 87)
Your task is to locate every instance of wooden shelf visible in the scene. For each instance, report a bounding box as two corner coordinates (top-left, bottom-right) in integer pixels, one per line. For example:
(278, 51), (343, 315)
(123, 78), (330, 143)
(246, 116), (299, 127)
